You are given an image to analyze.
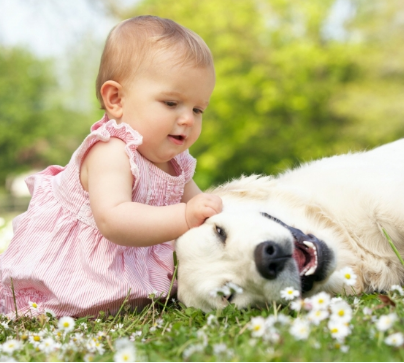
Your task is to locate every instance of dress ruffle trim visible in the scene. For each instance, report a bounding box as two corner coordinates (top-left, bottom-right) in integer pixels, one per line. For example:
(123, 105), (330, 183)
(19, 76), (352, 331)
(80, 115), (143, 188)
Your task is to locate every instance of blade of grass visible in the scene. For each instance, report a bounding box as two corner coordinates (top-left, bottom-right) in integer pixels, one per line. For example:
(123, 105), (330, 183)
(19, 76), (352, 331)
(106, 288), (131, 334)
(161, 251), (178, 315)
(10, 277), (18, 320)
(382, 228), (404, 268)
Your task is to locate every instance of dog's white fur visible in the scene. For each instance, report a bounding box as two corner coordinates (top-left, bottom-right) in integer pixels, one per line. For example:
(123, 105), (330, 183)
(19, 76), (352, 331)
(176, 139), (404, 312)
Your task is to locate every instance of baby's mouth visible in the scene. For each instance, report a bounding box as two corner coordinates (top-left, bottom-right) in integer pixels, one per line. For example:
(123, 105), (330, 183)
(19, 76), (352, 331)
(168, 134), (186, 145)
(169, 135), (185, 141)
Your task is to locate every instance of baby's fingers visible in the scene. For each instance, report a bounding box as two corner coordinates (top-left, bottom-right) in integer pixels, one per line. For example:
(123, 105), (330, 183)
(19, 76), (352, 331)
(204, 194), (223, 215)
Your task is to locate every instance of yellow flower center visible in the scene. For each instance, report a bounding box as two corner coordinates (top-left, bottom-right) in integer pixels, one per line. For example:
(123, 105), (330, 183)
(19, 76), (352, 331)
(122, 354), (130, 361)
(331, 328), (339, 334)
(338, 310), (345, 317)
(318, 299), (324, 304)
(63, 322), (70, 328)
(33, 335), (41, 342)
(32, 303), (37, 308)
(253, 325), (261, 331)
(344, 273), (351, 279)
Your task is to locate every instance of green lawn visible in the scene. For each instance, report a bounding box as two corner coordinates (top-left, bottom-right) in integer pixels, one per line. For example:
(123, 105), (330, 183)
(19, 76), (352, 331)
(0, 290), (404, 362)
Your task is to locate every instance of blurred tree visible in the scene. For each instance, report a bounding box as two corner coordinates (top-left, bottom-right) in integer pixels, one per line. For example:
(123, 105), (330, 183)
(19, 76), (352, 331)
(0, 47), (97, 186)
(3, 0), (402, 192)
(112, 0), (370, 188)
(330, 0), (404, 147)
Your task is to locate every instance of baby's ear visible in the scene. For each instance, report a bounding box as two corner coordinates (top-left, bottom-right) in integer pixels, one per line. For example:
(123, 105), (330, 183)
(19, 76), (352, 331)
(100, 81), (123, 119)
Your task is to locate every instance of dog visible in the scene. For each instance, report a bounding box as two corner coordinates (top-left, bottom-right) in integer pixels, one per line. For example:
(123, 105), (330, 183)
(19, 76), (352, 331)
(175, 139), (404, 312)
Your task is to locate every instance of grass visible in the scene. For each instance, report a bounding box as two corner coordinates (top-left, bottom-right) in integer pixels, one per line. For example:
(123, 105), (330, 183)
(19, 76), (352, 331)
(0, 221), (403, 361)
(0, 290), (403, 361)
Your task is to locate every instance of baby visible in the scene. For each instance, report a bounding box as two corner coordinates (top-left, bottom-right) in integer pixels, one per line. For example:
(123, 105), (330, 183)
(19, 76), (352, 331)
(0, 15), (222, 318)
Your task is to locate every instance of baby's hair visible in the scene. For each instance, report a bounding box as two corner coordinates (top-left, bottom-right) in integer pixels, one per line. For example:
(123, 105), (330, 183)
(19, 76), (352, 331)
(96, 15), (214, 109)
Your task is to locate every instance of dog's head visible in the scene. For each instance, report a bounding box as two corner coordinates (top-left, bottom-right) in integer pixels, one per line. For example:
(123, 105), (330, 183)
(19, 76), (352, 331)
(175, 208), (336, 312)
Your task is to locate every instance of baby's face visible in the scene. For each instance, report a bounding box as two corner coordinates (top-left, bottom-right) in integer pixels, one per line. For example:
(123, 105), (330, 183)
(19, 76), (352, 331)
(120, 57), (215, 168)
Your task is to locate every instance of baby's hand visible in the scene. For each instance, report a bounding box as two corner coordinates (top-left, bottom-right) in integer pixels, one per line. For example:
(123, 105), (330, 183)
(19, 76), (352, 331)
(185, 193), (223, 229)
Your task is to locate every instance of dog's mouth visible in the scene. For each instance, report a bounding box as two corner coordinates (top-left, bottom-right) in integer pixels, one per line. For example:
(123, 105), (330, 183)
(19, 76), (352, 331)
(293, 240), (318, 277)
(289, 227), (334, 294)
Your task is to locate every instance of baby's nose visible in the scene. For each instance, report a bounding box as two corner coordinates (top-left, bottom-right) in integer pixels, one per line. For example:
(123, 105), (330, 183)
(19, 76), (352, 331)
(178, 112), (195, 126)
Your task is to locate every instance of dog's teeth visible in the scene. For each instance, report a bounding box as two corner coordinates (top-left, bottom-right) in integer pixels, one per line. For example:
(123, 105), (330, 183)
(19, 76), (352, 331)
(303, 241), (315, 249)
(305, 265), (316, 276)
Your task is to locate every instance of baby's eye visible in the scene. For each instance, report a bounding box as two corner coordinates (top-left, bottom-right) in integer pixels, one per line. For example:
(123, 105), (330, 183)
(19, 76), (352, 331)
(164, 101), (177, 107)
(193, 108), (204, 114)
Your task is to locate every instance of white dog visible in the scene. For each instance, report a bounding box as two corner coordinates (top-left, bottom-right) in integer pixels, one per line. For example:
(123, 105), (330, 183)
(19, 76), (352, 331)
(176, 139), (404, 312)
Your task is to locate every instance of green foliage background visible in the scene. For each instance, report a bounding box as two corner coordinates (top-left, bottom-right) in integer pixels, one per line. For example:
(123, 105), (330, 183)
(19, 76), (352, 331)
(1, 0), (403, 190)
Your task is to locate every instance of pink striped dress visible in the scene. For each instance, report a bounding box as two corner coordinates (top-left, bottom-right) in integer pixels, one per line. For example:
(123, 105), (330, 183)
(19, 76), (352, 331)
(0, 114), (196, 318)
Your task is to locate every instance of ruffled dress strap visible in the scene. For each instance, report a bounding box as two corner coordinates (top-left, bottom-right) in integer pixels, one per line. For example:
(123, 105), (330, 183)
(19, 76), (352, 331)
(49, 114), (143, 222)
(81, 114), (143, 185)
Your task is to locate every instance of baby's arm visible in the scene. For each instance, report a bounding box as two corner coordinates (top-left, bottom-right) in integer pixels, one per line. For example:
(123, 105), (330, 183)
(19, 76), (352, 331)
(81, 138), (221, 247)
(82, 138), (190, 247)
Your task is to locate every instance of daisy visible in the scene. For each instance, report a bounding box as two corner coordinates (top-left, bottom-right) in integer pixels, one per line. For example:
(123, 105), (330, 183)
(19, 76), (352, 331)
(376, 313), (397, 332)
(210, 285), (231, 298)
(307, 309), (329, 325)
(289, 318), (310, 340)
(290, 298), (304, 312)
(84, 353), (95, 362)
(182, 344), (204, 360)
(249, 316), (266, 338)
(275, 313), (291, 326)
(86, 339), (105, 355)
(280, 286), (300, 301)
(72, 332), (84, 343)
(206, 315), (218, 326)
(115, 337), (133, 351)
(38, 337), (59, 354)
(44, 308), (56, 318)
(385, 332), (404, 347)
(197, 330), (208, 347)
(263, 331), (280, 343)
(29, 331), (44, 345)
(303, 297), (314, 311)
(213, 343), (227, 355)
(58, 316), (75, 332)
(338, 266), (357, 286)
(330, 297), (343, 304)
(390, 285), (404, 296)
(129, 331), (142, 341)
(2, 339), (21, 354)
(226, 282), (243, 294)
(0, 322), (10, 330)
(29, 301), (39, 311)
(330, 300), (352, 323)
(363, 307), (373, 316)
(328, 320), (351, 340)
(310, 292), (331, 310)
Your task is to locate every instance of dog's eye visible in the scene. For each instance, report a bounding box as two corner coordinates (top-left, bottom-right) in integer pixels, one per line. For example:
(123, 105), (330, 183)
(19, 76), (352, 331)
(215, 225), (227, 242)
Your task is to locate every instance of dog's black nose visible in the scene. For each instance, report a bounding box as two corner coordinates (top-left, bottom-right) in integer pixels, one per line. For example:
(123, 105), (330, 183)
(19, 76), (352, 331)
(254, 241), (291, 280)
